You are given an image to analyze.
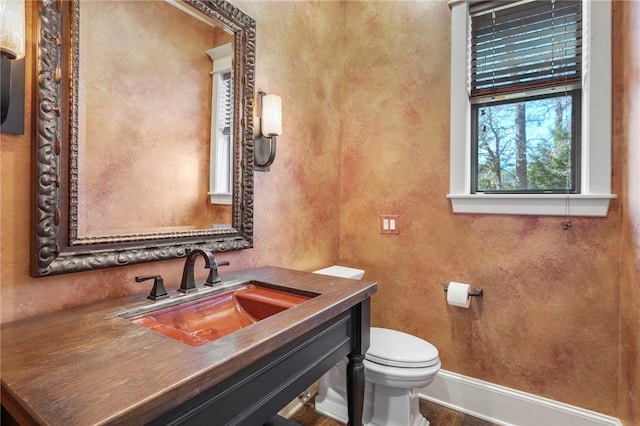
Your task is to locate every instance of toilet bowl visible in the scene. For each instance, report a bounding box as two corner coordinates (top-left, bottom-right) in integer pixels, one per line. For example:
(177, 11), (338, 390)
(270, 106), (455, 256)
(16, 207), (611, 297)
(313, 266), (441, 426)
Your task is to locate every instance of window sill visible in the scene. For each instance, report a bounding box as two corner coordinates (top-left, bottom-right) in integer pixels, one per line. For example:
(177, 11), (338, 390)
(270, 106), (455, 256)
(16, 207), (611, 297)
(209, 192), (232, 205)
(447, 193), (616, 217)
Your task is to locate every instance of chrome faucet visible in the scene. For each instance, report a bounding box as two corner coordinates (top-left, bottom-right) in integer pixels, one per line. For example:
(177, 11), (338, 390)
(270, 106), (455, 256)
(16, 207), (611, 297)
(179, 249), (216, 294)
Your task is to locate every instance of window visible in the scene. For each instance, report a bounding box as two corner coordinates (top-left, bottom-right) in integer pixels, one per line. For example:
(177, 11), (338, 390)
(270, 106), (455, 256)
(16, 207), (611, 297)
(471, 0), (581, 194)
(207, 44), (233, 205)
(447, 0), (615, 216)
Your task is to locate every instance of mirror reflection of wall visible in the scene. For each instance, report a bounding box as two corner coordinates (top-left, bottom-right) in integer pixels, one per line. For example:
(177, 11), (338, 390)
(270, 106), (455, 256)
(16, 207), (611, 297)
(76, 1), (233, 238)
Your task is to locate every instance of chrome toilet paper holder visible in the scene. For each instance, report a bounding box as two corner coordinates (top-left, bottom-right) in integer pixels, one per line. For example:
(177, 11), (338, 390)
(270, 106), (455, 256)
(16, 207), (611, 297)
(443, 285), (483, 297)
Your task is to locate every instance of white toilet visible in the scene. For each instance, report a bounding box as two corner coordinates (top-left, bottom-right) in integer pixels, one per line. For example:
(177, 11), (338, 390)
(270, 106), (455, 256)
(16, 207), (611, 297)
(313, 266), (441, 426)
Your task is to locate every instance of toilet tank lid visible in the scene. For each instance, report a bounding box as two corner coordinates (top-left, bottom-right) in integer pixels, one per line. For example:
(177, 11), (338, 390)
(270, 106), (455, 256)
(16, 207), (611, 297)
(367, 327), (440, 368)
(313, 265), (365, 280)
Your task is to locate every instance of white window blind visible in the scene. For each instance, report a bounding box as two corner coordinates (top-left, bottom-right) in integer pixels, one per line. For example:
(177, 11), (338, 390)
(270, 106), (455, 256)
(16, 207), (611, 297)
(219, 71), (232, 136)
(470, 0), (582, 100)
(213, 71), (233, 198)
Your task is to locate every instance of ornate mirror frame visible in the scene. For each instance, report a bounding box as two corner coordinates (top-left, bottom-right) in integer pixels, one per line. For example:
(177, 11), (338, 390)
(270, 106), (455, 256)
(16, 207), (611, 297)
(31, 0), (256, 277)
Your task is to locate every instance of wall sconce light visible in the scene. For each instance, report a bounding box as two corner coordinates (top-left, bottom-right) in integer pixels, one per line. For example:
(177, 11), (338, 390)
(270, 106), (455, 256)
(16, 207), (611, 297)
(254, 91), (282, 172)
(0, 0), (26, 133)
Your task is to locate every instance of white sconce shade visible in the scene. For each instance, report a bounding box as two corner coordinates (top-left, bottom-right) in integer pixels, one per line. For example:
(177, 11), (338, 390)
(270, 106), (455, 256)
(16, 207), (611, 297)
(261, 94), (282, 137)
(0, 0), (25, 60)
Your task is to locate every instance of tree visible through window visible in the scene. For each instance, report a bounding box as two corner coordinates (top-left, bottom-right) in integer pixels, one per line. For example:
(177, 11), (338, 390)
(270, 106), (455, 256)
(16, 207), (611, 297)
(473, 91), (579, 192)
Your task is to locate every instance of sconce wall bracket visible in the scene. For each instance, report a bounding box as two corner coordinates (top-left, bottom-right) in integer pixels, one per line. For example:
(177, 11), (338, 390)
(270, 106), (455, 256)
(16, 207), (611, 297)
(0, 54), (25, 134)
(254, 135), (277, 172)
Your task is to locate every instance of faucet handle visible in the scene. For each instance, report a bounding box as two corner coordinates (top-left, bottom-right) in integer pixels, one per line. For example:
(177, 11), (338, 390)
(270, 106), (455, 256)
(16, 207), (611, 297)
(135, 275), (170, 301)
(205, 260), (230, 287)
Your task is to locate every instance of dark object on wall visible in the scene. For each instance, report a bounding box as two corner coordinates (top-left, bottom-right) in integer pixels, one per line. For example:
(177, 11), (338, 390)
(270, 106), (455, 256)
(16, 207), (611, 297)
(31, 0), (257, 277)
(0, 55), (25, 135)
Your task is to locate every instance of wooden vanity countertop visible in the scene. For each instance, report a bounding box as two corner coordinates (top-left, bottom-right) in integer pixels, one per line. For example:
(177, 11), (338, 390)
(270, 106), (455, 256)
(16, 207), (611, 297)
(0, 266), (377, 425)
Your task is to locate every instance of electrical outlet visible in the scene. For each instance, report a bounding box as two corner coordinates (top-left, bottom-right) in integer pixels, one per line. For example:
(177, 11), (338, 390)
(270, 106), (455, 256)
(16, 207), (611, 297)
(380, 215), (399, 235)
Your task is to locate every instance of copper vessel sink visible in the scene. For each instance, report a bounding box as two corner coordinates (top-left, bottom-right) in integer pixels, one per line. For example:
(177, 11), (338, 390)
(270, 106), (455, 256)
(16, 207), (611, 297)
(126, 282), (315, 347)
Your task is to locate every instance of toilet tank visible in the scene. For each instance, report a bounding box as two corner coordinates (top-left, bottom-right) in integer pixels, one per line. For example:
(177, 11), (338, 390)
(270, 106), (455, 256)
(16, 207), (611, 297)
(313, 265), (364, 280)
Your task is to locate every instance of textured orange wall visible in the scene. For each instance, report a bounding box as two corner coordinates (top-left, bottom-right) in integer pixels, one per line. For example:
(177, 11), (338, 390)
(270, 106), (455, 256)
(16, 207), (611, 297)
(0, 1), (343, 322)
(339, 0), (623, 417)
(615, 0), (640, 423)
(1, 0), (638, 421)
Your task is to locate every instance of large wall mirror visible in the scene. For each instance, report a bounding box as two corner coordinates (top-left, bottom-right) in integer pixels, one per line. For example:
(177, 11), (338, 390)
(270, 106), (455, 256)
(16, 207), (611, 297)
(32, 0), (256, 277)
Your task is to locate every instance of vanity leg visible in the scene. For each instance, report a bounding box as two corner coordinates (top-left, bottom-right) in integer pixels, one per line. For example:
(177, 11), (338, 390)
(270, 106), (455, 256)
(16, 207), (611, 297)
(347, 353), (365, 426)
(347, 299), (370, 426)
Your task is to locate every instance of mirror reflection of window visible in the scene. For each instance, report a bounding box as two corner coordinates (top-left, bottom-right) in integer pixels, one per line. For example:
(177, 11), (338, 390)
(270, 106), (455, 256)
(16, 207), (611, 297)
(207, 43), (233, 205)
(215, 72), (232, 195)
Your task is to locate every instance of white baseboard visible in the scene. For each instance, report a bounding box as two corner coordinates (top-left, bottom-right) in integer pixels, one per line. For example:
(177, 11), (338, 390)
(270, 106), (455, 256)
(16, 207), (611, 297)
(419, 370), (622, 426)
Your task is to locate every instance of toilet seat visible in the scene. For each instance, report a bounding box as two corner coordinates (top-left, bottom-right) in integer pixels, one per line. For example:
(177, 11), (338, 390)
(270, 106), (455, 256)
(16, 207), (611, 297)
(366, 328), (439, 368)
(364, 357), (441, 389)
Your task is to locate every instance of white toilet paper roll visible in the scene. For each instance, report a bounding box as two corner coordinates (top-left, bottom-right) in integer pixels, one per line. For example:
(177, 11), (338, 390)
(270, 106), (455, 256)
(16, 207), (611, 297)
(447, 281), (471, 308)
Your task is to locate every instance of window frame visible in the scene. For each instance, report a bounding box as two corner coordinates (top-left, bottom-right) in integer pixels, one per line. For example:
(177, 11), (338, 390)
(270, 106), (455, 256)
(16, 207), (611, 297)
(447, 0), (615, 217)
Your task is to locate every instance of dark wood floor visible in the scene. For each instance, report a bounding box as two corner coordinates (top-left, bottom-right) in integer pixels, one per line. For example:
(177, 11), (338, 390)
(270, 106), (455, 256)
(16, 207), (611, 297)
(289, 398), (500, 426)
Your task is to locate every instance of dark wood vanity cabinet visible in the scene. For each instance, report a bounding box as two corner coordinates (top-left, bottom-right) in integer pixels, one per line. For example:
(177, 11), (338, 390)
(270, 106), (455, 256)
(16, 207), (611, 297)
(0, 268), (376, 426)
(152, 300), (370, 426)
